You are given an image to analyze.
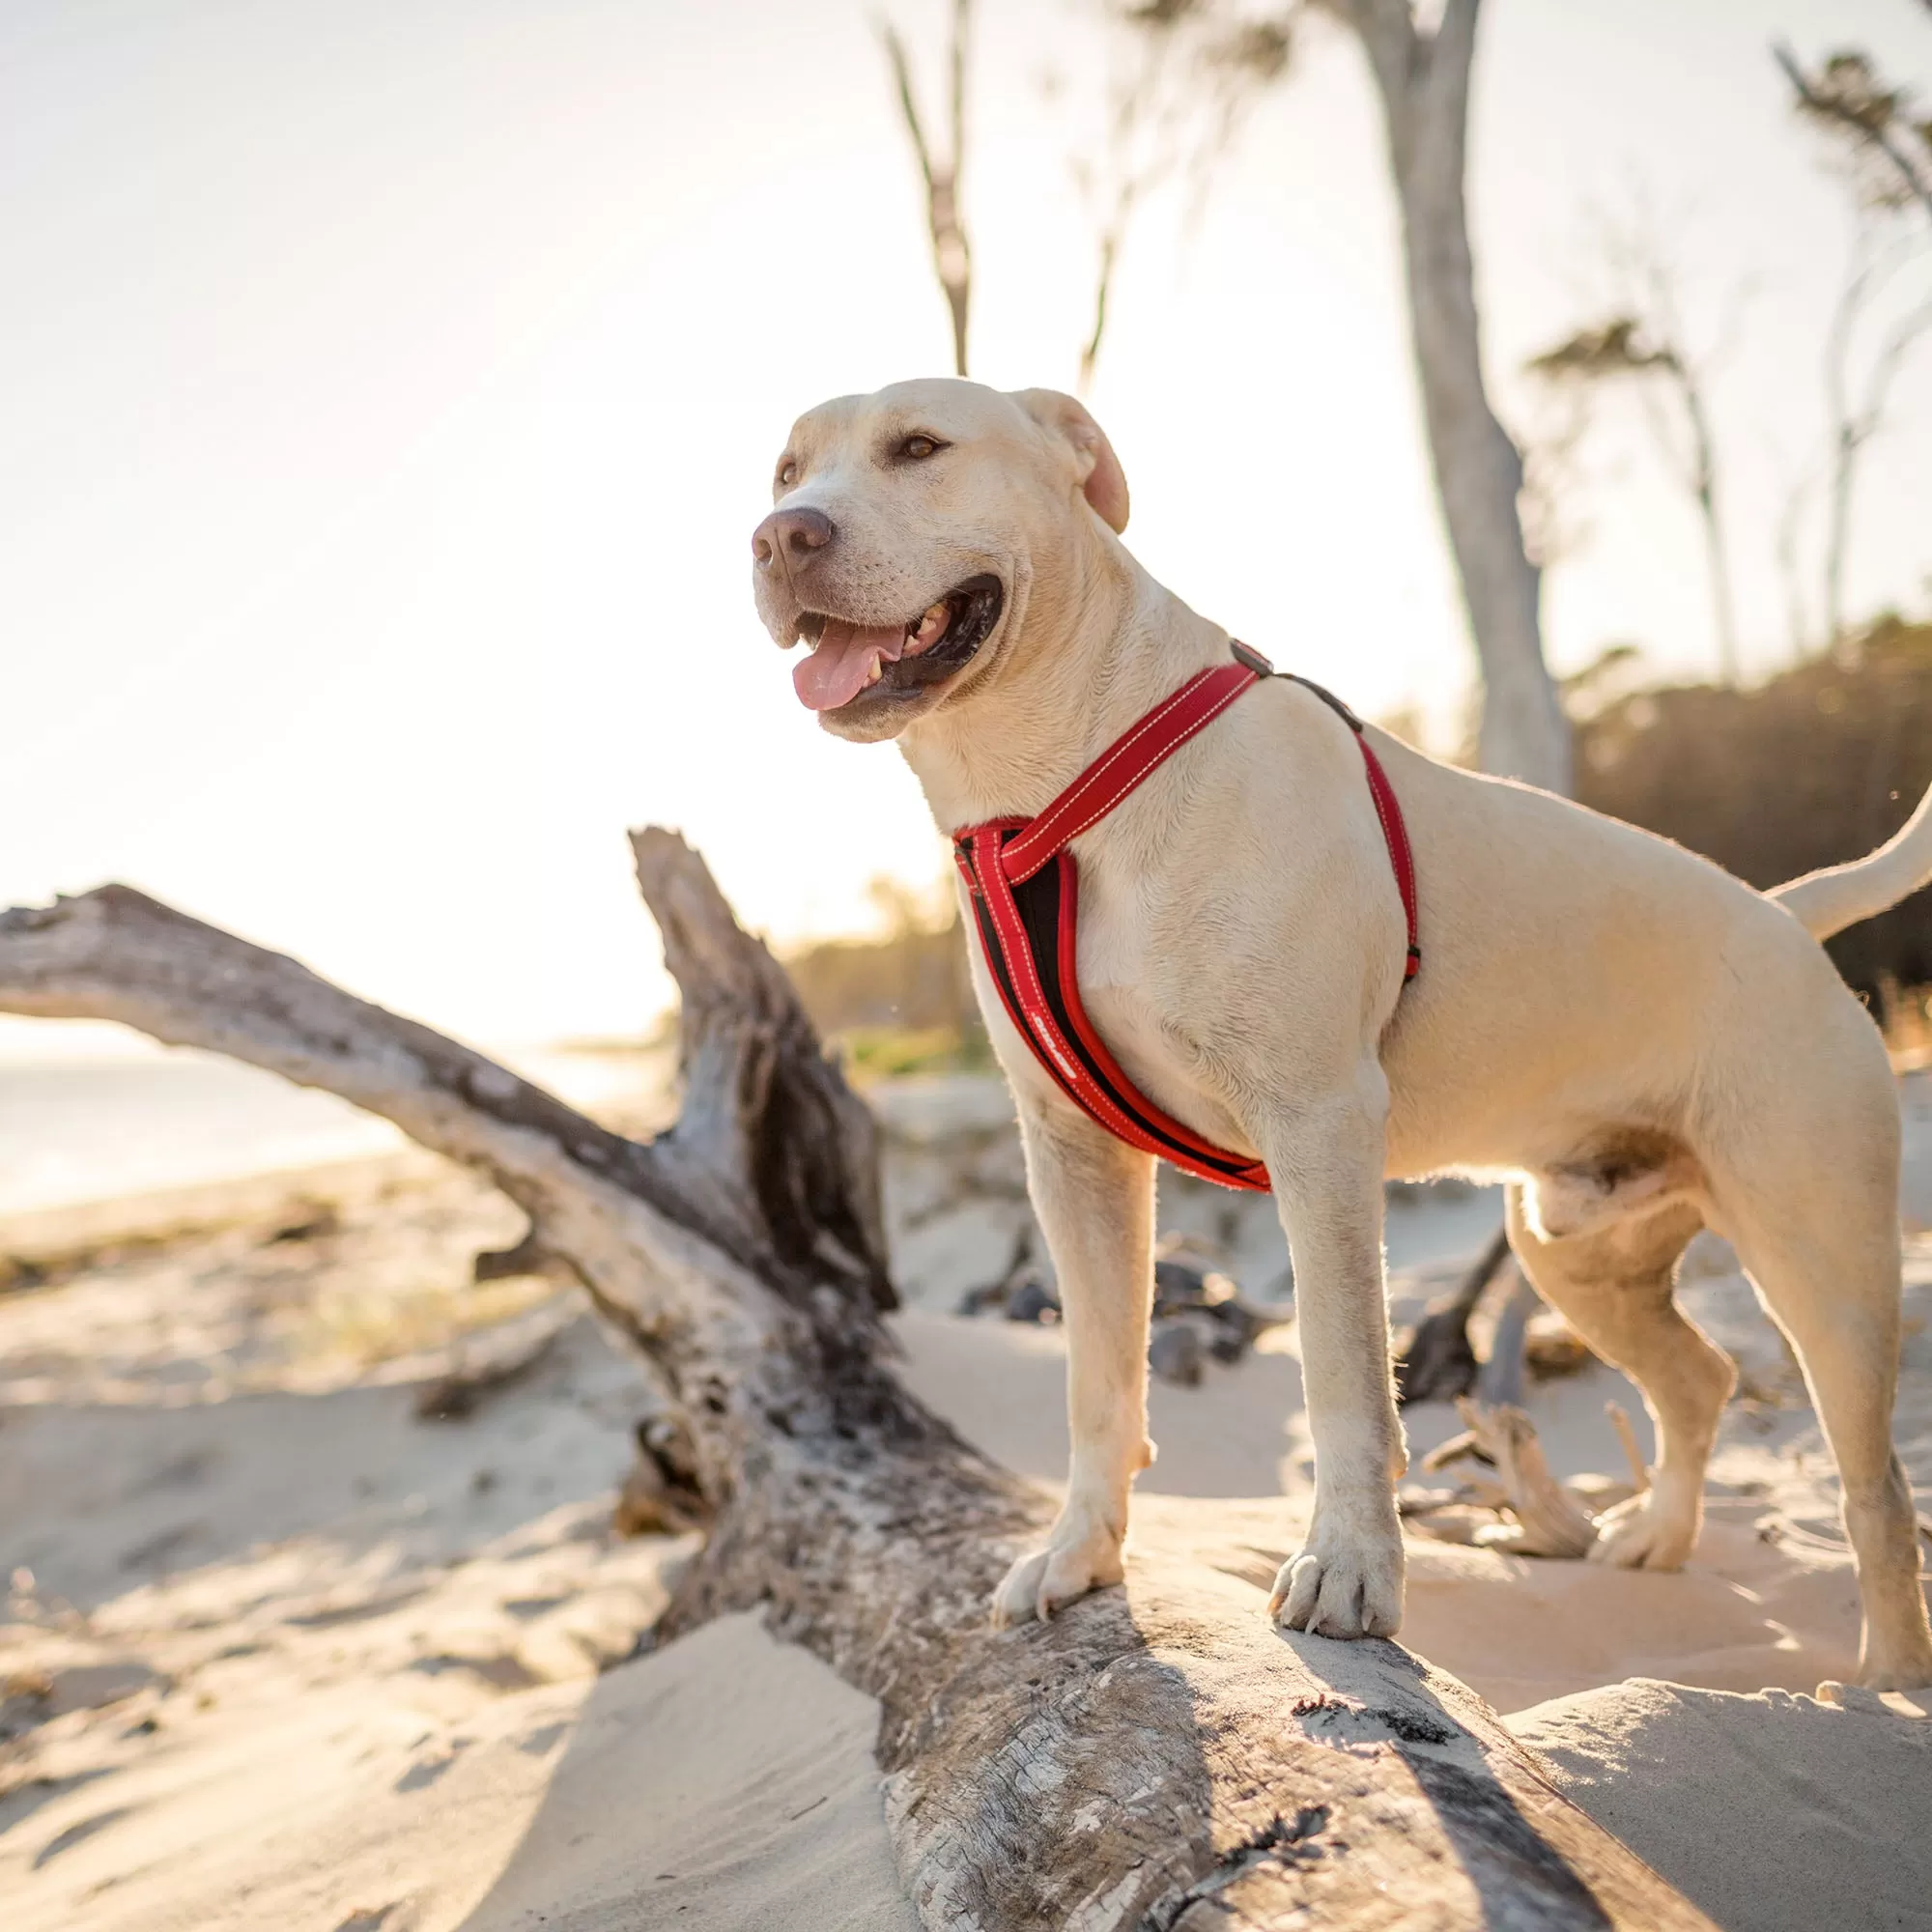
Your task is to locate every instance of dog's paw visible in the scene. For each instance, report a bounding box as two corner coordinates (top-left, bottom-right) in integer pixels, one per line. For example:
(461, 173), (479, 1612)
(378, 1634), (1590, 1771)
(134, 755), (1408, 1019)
(990, 1515), (1125, 1629)
(1267, 1504), (1405, 1639)
(1835, 1658), (1932, 1699)
(1586, 1492), (1694, 1571)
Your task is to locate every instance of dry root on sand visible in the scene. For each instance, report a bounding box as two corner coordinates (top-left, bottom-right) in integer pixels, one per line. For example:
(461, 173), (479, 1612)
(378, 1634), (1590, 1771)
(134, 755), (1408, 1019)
(1406, 1399), (1651, 1559)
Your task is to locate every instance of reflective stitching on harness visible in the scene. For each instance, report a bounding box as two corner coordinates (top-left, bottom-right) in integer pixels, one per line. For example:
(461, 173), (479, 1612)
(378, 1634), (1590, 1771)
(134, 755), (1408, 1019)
(1364, 759), (1405, 908)
(1356, 742), (1419, 978)
(953, 643), (1419, 1192)
(981, 859), (1085, 1093)
(1005, 668), (1256, 882)
(978, 838), (1184, 1159)
(1002, 666), (1253, 882)
(1012, 673), (1217, 851)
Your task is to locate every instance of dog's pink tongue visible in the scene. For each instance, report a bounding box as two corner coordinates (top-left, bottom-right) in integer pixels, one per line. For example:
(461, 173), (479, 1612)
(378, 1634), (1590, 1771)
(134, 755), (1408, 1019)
(793, 621), (905, 711)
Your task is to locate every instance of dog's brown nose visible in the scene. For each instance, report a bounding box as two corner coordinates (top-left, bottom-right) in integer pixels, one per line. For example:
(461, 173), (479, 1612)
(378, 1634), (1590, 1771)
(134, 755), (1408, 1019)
(752, 505), (835, 568)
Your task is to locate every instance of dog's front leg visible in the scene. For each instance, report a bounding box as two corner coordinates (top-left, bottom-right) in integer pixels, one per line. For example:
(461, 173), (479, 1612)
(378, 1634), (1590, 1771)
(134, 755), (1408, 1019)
(1260, 1075), (1407, 1639)
(991, 1089), (1156, 1627)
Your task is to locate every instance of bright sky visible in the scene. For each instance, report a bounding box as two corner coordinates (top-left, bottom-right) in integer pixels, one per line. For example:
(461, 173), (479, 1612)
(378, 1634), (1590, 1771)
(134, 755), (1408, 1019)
(3, 0), (1928, 1056)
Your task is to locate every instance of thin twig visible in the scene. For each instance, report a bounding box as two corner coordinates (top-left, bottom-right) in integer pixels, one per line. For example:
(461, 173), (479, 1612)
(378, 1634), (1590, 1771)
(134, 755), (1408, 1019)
(1605, 1401), (1650, 1495)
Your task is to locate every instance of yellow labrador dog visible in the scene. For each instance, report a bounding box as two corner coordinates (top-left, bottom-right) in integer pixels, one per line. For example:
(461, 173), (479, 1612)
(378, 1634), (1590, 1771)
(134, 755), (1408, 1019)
(750, 377), (1932, 1690)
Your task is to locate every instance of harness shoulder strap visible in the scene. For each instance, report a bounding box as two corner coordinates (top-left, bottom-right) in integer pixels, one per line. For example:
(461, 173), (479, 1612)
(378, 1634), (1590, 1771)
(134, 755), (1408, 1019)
(999, 661), (1259, 885)
(1234, 640), (1420, 980)
(952, 640), (1422, 1195)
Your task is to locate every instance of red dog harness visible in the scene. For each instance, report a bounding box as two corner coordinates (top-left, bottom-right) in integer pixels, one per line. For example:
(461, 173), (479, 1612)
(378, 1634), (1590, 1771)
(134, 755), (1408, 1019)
(952, 640), (1419, 1193)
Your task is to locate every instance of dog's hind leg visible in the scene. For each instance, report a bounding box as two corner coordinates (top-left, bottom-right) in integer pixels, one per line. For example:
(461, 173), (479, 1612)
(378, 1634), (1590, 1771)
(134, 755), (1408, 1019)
(1506, 1186), (1729, 1571)
(1701, 1044), (1932, 1689)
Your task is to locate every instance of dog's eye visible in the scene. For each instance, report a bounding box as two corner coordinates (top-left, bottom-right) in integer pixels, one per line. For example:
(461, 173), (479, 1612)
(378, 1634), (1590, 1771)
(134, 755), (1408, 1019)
(898, 434), (943, 462)
(777, 458), (798, 488)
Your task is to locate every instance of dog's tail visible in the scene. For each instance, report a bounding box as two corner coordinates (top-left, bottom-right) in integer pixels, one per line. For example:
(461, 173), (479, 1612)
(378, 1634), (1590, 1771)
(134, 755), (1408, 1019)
(1771, 779), (1932, 940)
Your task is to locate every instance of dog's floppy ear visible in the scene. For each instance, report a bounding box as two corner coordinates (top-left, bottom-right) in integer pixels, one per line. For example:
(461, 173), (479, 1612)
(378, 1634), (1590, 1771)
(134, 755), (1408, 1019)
(1012, 389), (1130, 534)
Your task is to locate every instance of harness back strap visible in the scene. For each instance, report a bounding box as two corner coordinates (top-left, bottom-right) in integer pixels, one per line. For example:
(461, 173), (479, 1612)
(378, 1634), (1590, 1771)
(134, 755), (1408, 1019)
(952, 641), (1419, 1193)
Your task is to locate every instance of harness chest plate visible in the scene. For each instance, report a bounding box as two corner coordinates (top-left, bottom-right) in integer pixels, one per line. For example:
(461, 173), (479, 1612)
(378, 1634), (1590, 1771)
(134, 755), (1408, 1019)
(951, 643), (1419, 1193)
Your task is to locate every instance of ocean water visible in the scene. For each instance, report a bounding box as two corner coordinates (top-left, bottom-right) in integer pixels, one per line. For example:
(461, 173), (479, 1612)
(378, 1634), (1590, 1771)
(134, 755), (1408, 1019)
(0, 1056), (406, 1216)
(0, 1048), (660, 1218)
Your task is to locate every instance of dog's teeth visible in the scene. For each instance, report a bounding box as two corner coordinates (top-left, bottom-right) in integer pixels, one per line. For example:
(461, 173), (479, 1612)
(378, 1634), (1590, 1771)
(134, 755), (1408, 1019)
(905, 600), (950, 657)
(866, 653), (883, 686)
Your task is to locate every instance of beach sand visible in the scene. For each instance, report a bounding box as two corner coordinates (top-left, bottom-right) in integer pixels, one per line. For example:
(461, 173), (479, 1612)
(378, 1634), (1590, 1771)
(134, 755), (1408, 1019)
(3, 1067), (1929, 1929)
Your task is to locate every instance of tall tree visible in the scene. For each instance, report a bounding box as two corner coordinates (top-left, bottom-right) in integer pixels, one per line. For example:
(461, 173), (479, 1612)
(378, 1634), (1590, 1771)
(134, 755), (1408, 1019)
(1322, 0), (1571, 793)
(881, 0), (976, 377)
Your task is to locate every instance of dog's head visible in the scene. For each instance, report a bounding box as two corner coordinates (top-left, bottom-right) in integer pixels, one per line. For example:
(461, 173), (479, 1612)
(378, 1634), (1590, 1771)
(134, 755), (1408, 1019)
(751, 380), (1130, 742)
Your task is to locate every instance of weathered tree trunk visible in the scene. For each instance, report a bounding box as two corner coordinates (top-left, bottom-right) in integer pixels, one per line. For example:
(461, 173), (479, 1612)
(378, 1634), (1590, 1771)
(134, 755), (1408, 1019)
(0, 843), (1713, 1929)
(1331, 0), (1572, 795)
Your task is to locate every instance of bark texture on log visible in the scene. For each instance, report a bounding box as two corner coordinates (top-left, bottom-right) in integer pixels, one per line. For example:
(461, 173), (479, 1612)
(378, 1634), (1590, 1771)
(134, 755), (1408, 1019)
(0, 848), (1713, 1930)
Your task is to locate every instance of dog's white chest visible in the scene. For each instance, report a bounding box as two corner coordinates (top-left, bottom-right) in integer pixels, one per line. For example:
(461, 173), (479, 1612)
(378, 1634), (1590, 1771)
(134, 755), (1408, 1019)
(1070, 861), (1259, 1160)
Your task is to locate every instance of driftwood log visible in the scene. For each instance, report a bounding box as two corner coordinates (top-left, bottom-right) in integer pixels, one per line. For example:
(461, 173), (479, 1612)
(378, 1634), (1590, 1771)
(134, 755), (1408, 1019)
(1396, 1228), (1593, 1410)
(1393, 1225), (1513, 1406)
(0, 838), (1716, 1930)
(1425, 1401), (1601, 1560)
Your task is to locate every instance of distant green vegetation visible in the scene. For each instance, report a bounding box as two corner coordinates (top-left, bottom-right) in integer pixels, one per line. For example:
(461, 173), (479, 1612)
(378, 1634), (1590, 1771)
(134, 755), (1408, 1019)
(834, 1023), (995, 1081)
(781, 879), (986, 1071)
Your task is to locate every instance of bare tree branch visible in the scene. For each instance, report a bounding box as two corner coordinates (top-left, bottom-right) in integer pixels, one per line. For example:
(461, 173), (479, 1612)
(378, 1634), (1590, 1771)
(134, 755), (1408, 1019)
(1772, 37), (1932, 648)
(1820, 222), (1932, 642)
(883, 21), (939, 201)
(1775, 468), (1815, 661)
(881, 1), (975, 376)
(1075, 4), (1293, 394)
(1525, 216), (1747, 685)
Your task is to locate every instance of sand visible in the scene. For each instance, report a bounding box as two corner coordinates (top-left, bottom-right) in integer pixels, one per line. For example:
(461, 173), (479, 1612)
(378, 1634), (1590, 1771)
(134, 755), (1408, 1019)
(463, 1613), (915, 1932)
(3, 1067), (1931, 1929)
(1509, 1679), (1932, 1932)
(0, 1295), (913, 1931)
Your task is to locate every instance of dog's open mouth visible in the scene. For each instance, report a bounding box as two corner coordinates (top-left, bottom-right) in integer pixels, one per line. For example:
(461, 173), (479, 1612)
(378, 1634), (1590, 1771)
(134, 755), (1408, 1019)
(790, 575), (1005, 713)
